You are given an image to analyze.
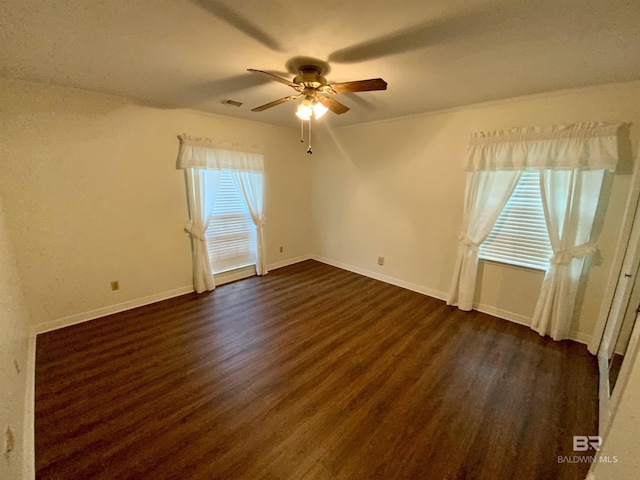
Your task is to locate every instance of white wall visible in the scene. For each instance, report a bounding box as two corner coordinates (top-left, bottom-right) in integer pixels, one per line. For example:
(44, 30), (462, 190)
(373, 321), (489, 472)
(0, 195), (32, 479)
(0, 79), (313, 327)
(311, 81), (640, 342)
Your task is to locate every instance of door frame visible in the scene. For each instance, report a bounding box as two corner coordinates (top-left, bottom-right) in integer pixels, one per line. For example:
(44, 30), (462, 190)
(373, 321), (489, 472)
(591, 144), (640, 434)
(589, 153), (640, 356)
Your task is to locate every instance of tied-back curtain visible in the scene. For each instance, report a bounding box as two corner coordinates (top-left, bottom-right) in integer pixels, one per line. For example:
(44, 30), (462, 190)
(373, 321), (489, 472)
(449, 122), (620, 340)
(531, 169), (605, 340)
(230, 171), (268, 275)
(177, 134), (266, 293)
(447, 170), (522, 310)
(185, 169), (222, 293)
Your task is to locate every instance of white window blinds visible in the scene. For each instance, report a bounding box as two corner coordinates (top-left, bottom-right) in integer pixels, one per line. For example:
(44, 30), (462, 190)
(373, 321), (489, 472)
(205, 171), (256, 274)
(479, 170), (553, 270)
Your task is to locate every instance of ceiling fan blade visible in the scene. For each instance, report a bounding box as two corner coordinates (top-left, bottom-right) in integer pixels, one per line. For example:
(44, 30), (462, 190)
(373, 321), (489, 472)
(329, 78), (387, 94)
(251, 95), (298, 112)
(318, 96), (350, 114)
(247, 69), (298, 88)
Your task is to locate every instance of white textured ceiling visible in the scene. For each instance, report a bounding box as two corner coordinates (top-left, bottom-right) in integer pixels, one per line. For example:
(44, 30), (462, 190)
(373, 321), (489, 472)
(1, 0), (639, 128)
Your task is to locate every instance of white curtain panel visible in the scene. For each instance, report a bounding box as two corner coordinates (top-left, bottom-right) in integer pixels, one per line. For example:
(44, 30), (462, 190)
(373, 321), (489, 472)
(230, 170), (268, 276)
(185, 168), (222, 293)
(531, 169), (605, 340)
(447, 170), (522, 310)
(177, 134), (266, 292)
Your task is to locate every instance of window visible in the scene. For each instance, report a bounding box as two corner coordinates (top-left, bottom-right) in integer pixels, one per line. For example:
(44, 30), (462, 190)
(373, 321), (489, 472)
(479, 170), (553, 270)
(205, 171), (256, 274)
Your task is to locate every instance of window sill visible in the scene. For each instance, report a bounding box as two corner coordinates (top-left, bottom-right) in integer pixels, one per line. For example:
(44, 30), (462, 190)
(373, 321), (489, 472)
(214, 265), (257, 286)
(479, 258), (547, 274)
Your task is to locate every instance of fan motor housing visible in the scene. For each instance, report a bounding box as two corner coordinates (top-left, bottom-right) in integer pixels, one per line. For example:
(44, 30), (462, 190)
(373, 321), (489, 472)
(293, 65), (328, 89)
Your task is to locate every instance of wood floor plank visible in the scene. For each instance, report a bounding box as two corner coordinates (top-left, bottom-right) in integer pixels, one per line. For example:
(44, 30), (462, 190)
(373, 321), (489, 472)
(35, 260), (598, 479)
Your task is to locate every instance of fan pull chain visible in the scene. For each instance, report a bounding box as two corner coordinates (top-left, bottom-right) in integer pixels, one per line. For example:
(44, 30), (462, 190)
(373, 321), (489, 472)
(300, 118), (304, 143)
(307, 117), (313, 154)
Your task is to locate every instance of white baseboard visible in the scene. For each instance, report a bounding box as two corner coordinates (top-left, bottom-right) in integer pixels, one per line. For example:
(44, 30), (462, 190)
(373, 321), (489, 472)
(33, 254), (594, 346)
(267, 254), (313, 272)
(23, 332), (36, 480)
(34, 285), (194, 335)
(473, 302), (533, 327)
(33, 256), (314, 335)
(311, 255), (591, 345)
(474, 302), (591, 345)
(311, 255), (449, 301)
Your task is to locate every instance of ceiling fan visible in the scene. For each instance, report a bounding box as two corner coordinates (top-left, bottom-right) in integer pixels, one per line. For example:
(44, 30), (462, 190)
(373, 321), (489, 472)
(247, 65), (387, 118)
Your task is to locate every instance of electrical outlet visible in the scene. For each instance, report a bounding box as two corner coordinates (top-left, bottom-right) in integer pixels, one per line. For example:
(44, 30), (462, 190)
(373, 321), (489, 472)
(5, 426), (14, 456)
(279, 246), (284, 253)
(378, 256), (384, 266)
(110, 280), (120, 291)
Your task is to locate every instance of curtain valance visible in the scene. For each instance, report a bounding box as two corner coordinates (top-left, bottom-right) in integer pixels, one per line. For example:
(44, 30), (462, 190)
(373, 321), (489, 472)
(464, 122), (621, 172)
(177, 134), (264, 172)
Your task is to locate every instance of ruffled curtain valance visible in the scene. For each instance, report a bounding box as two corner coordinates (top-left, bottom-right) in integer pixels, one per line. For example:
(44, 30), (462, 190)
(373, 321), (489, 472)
(465, 122), (621, 171)
(177, 134), (264, 172)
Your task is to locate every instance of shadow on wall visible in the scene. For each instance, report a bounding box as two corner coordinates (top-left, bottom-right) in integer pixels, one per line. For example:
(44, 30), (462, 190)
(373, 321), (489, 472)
(616, 124), (634, 176)
(571, 173), (613, 335)
(572, 126), (634, 335)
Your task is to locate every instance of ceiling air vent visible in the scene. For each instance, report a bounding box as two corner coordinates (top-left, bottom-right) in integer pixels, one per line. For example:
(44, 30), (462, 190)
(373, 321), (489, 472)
(222, 99), (243, 107)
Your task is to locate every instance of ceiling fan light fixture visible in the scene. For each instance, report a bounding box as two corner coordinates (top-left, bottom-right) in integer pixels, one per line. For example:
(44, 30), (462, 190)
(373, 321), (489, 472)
(295, 99), (313, 120)
(247, 67), (386, 152)
(313, 101), (328, 119)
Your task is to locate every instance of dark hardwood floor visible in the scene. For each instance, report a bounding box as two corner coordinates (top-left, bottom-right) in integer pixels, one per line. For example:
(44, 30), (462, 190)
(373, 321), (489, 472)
(35, 260), (598, 480)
